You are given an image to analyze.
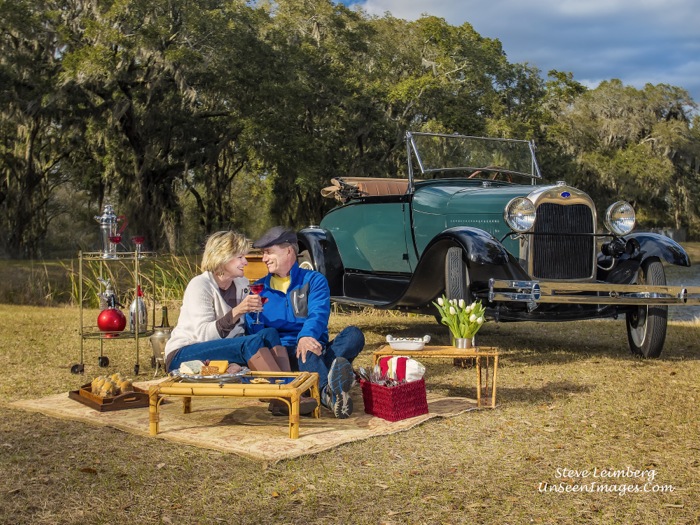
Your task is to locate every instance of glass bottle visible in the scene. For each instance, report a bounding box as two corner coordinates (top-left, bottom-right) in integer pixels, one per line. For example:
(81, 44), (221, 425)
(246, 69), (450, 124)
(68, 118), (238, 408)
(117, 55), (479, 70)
(150, 306), (172, 371)
(129, 285), (148, 333)
(159, 306), (170, 328)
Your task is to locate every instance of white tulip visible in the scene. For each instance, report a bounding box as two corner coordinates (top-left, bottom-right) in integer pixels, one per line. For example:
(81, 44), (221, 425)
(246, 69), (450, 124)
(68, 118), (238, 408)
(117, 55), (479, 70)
(477, 316), (484, 325)
(458, 299), (465, 308)
(469, 314), (477, 322)
(437, 297), (444, 306)
(449, 306), (457, 315)
(465, 305), (472, 313)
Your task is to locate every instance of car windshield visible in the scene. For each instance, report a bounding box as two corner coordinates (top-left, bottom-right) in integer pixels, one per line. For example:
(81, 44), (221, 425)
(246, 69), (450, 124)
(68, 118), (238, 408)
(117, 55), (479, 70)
(407, 132), (542, 180)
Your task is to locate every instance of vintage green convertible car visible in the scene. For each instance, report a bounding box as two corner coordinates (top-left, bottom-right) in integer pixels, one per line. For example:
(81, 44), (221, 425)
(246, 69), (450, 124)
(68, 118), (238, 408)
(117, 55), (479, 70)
(297, 131), (700, 358)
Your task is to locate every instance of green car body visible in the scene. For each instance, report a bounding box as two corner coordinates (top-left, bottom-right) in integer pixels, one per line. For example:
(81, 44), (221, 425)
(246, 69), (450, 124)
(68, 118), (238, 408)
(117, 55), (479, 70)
(297, 131), (700, 358)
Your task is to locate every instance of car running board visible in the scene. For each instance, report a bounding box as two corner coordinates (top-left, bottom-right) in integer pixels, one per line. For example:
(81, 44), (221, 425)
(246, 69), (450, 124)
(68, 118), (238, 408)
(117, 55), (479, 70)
(330, 296), (394, 308)
(488, 278), (700, 310)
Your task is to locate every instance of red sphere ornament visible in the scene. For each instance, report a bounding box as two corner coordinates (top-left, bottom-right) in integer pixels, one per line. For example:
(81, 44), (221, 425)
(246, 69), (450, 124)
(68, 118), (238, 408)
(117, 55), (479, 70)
(98, 308), (127, 332)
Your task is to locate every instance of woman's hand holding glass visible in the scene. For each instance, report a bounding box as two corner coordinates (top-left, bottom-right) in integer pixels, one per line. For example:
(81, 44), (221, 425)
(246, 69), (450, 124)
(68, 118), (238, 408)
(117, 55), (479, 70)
(233, 294), (263, 317)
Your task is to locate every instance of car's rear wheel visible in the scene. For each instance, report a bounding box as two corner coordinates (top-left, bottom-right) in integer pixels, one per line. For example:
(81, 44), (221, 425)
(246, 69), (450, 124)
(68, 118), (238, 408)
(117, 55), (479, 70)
(626, 257), (667, 358)
(298, 249), (315, 271)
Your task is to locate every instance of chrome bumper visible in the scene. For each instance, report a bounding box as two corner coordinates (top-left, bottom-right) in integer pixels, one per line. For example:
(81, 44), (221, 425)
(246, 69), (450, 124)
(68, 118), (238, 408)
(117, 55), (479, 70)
(488, 279), (700, 308)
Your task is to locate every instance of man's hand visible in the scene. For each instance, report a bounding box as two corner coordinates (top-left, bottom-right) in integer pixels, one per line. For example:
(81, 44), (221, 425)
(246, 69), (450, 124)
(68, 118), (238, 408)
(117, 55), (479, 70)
(296, 336), (323, 363)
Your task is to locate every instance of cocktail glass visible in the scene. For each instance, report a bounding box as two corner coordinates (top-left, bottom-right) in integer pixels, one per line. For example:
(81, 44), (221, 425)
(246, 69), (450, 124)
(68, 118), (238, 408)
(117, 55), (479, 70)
(131, 235), (145, 257)
(108, 234), (122, 254)
(249, 283), (264, 324)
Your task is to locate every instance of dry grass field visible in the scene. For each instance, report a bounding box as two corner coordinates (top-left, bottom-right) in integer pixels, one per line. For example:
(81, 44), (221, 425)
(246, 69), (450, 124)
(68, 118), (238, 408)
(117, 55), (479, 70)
(1, 302), (699, 524)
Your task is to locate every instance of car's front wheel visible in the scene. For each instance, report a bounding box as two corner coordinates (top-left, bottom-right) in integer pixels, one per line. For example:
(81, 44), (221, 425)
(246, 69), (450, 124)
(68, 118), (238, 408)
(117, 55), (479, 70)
(445, 246), (472, 301)
(444, 246), (477, 366)
(625, 257), (667, 358)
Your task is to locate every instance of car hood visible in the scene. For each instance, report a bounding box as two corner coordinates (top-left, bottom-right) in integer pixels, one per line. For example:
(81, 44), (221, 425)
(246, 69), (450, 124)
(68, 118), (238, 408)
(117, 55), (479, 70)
(412, 181), (537, 214)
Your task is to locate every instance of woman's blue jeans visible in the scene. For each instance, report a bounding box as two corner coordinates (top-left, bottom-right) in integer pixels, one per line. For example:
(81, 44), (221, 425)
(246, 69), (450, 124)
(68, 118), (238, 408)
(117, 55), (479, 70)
(167, 327), (281, 372)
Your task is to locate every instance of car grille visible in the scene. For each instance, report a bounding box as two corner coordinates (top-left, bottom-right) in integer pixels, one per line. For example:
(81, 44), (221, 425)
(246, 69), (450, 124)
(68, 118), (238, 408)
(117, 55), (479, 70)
(532, 203), (594, 279)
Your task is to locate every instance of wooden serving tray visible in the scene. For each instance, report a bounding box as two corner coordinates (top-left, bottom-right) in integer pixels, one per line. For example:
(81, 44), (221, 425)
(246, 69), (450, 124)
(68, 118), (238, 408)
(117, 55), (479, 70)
(68, 383), (149, 412)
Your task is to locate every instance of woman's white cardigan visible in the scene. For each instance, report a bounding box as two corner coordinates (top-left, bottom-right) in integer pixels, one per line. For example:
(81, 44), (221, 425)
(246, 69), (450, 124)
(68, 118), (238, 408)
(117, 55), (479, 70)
(164, 271), (249, 360)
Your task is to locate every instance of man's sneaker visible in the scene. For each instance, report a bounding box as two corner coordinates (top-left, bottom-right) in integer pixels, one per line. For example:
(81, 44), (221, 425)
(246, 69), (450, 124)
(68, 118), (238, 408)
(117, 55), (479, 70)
(324, 357), (354, 419)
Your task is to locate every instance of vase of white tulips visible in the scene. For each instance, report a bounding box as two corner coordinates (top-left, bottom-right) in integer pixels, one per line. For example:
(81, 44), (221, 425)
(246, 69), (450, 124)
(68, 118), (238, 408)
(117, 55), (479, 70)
(432, 294), (486, 348)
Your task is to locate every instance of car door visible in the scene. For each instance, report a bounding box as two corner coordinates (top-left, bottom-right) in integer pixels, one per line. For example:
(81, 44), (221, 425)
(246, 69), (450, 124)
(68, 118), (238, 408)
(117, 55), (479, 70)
(321, 200), (413, 274)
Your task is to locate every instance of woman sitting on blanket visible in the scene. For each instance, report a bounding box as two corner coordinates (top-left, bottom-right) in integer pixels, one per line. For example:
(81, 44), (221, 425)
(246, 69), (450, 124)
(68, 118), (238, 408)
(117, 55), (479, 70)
(164, 230), (317, 415)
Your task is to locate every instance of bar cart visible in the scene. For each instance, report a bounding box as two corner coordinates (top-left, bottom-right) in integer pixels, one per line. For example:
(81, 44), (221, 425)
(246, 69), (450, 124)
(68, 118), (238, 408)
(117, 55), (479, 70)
(72, 250), (158, 376)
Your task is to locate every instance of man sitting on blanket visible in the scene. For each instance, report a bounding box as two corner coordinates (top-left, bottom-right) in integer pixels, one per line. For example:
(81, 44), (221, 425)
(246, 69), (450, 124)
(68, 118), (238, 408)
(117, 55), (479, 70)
(246, 226), (364, 418)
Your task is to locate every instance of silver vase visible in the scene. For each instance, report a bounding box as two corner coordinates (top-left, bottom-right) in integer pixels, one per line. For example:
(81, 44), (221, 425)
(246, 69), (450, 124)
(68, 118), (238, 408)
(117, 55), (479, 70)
(453, 337), (475, 349)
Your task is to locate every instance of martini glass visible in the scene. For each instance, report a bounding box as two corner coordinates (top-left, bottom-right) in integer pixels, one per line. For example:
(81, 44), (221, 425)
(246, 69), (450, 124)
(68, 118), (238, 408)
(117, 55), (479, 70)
(249, 283), (264, 324)
(131, 235), (145, 257)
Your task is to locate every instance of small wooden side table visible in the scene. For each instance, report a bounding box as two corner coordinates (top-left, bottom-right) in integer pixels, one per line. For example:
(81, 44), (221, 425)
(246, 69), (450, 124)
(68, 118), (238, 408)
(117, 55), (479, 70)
(149, 371), (320, 439)
(372, 345), (499, 408)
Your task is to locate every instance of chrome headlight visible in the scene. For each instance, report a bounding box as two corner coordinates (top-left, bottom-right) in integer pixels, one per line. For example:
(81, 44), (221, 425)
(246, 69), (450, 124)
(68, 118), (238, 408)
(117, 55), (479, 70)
(504, 197), (536, 232)
(605, 201), (635, 235)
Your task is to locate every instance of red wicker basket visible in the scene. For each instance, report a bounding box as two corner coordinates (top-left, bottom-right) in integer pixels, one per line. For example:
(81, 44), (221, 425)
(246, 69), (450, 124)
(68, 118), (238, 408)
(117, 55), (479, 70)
(360, 378), (428, 422)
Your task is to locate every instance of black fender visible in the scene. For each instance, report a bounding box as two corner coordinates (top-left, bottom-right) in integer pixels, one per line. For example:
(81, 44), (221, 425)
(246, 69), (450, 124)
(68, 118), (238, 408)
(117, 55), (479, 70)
(395, 227), (529, 308)
(296, 226), (344, 295)
(433, 227), (512, 265)
(598, 232), (690, 284)
(626, 232), (690, 267)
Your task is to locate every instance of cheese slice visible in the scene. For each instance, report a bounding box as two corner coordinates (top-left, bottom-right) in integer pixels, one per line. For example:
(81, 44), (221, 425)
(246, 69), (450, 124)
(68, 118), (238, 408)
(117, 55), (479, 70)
(209, 360), (229, 374)
(179, 360), (203, 375)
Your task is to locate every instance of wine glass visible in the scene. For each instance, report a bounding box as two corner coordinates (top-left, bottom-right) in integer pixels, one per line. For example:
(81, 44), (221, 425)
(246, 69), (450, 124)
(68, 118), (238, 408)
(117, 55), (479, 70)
(248, 283), (264, 324)
(108, 234), (122, 255)
(259, 296), (269, 324)
(131, 235), (145, 257)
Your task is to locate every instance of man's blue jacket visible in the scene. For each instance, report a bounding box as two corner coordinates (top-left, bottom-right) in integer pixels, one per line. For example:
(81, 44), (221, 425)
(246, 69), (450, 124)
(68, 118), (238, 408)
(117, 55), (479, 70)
(246, 262), (330, 348)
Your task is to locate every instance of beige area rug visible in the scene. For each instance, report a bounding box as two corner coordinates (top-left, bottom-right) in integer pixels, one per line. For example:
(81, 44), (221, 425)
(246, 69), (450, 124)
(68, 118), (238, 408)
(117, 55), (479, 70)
(10, 380), (480, 462)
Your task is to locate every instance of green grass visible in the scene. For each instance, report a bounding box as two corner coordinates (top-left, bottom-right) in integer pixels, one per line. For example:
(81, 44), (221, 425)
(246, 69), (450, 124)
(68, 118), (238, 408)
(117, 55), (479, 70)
(1, 305), (699, 524)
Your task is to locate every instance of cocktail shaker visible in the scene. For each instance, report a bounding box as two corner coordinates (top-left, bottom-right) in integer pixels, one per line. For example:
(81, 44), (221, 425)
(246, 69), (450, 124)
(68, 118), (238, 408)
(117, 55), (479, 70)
(94, 204), (118, 258)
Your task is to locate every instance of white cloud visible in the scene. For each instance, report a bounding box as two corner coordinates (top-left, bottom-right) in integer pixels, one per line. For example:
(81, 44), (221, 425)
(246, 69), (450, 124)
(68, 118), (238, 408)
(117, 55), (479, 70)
(348, 0), (700, 102)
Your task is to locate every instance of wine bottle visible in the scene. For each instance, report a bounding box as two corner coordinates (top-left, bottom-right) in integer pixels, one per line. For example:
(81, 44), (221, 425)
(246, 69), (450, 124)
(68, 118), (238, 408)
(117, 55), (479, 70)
(129, 285), (148, 332)
(159, 306), (170, 328)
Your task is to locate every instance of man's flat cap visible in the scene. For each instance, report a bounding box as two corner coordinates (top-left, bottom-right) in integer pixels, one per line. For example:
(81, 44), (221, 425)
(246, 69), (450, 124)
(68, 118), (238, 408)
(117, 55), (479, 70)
(253, 226), (298, 249)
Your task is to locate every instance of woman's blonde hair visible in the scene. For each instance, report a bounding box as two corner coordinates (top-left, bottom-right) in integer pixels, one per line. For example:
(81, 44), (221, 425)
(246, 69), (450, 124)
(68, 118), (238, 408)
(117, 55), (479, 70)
(200, 231), (250, 274)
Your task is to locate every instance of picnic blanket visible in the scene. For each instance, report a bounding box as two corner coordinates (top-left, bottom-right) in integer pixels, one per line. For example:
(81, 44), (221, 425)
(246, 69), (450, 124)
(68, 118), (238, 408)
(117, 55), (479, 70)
(10, 380), (481, 462)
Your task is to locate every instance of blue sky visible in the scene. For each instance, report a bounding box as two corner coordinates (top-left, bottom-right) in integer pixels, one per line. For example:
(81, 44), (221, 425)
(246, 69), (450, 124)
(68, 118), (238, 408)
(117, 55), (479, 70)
(339, 0), (700, 105)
